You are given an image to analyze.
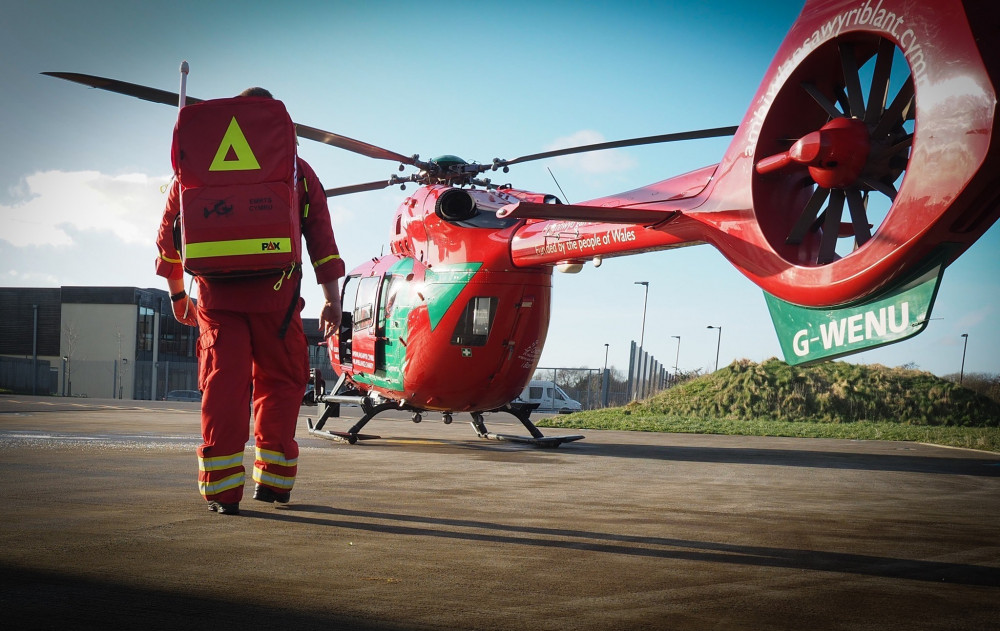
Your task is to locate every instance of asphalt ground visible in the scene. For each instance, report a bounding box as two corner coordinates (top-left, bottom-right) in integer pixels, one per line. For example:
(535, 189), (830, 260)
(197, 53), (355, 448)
(1, 395), (998, 630)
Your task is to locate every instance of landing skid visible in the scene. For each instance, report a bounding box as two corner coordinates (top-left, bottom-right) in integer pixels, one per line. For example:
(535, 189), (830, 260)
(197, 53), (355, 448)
(470, 403), (585, 449)
(304, 370), (583, 447)
(304, 371), (387, 443)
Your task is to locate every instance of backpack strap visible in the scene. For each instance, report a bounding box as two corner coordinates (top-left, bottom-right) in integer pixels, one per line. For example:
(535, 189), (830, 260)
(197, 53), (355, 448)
(277, 271), (302, 340)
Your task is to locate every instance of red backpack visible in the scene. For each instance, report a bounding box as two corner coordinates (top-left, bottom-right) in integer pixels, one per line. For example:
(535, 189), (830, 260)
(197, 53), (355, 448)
(171, 96), (300, 278)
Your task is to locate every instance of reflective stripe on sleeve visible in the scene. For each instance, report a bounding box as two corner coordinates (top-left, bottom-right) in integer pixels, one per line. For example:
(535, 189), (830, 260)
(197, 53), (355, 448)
(313, 254), (341, 268)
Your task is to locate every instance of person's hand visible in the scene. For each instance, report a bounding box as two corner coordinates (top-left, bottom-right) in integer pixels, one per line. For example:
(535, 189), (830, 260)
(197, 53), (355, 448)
(172, 294), (199, 327)
(319, 299), (342, 338)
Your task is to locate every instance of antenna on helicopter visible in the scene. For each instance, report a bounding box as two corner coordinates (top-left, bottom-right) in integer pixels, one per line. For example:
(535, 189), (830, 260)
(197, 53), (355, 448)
(547, 167), (571, 204)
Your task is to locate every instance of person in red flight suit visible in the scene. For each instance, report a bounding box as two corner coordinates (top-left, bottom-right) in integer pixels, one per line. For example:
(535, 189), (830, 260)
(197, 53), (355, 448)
(156, 87), (344, 515)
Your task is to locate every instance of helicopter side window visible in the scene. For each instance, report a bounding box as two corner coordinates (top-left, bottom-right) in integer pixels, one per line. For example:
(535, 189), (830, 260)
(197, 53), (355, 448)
(353, 276), (380, 332)
(450, 296), (497, 347)
(341, 275), (359, 329)
(338, 275), (360, 363)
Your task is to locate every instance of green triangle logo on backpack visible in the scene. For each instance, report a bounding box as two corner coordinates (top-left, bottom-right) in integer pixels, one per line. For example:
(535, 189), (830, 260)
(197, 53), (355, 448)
(209, 117), (261, 171)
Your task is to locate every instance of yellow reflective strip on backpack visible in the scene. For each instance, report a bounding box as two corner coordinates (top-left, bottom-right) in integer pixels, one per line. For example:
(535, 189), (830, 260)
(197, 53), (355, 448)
(185, 238), (293, 259)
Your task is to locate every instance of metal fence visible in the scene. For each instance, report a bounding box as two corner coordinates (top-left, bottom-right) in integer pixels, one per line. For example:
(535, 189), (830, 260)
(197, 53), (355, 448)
(535, 341), (675, 410)
(0, 356), (56, 395)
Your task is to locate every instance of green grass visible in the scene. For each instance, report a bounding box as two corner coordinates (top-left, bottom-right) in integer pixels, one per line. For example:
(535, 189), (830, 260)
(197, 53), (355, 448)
(539, 359), (1000, 452)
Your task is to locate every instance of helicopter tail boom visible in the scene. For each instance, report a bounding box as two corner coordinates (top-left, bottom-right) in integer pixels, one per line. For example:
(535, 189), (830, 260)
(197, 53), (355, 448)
(498, 201), (678, 226)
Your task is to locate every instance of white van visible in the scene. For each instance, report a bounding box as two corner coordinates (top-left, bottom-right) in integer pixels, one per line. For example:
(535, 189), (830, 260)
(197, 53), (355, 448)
(515, 380), (583, 414)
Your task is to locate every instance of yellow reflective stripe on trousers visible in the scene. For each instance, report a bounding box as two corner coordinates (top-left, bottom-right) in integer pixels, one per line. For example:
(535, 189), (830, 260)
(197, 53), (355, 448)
(253, 467), (294, 490)
(255, 446), (297, 467)
(313, 254), (341, 268)
(199, 471), (245, 496)
(199, 451), (244, 472)
(185, 238), (293, 259)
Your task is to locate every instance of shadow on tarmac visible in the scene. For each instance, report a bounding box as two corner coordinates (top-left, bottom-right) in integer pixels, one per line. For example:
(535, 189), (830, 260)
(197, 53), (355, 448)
(573, 442), (1000, 477)
(0, 565), (414, 630)
(244, 504), (1000, 588)
(344, 434), (1000, 478)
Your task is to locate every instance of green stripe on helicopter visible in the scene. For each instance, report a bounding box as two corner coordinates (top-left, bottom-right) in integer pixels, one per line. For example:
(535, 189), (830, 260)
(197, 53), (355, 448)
(424, 263), (482, 330)
(352, 260), (481, 391)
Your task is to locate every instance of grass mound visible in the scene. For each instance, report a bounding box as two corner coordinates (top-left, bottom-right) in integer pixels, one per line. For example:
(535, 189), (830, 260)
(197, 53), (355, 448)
(541, 359), (1000, 452)
(632, 358), (1000, 427)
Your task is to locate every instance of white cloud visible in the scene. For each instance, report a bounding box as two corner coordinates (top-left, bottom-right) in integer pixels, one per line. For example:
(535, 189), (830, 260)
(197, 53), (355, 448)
(0, 170), (170, 247)
(545, 130), (638, 174)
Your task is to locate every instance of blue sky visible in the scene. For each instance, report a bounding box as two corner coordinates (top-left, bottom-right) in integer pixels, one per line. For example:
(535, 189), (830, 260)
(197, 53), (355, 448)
(1, 0), (997, 378)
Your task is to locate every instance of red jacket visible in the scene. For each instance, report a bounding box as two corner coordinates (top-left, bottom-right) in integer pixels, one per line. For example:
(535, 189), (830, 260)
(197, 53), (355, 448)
(155, 158), (345, 312)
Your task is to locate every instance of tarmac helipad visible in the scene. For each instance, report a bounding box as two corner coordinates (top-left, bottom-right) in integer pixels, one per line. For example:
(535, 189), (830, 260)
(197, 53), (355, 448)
(1, 395), (998, 630)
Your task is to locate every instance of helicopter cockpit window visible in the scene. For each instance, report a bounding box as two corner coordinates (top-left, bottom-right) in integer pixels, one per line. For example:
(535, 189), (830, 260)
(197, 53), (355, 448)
(353, 276), (380, 332)
(450, 296), (497, 347)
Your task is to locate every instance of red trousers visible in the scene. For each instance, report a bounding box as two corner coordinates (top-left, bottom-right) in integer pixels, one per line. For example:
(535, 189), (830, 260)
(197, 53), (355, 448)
(194, 301), (309, 505)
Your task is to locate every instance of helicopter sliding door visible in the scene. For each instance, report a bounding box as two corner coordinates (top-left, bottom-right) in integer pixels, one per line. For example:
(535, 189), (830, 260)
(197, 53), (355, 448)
(348, 275), (380, 373)
(337, 275), (359, 365)
(374, 273), (406, 383)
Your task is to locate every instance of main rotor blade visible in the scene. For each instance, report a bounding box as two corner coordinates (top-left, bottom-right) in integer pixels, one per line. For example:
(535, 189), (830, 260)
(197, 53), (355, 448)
(324, 179), (395, 197)
(44, 71), (417, 165)
(42, 72), (204, 106)
(294, 123), (416, 165)
(497, 125), (739, 167)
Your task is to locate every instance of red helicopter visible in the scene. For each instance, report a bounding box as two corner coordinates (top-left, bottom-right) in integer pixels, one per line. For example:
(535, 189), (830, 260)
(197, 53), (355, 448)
(48, 0), (1000, 447)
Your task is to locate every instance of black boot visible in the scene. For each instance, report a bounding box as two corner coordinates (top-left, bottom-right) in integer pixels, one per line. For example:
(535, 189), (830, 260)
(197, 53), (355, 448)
(208, 501), (240, 515)
(253, 484), (290, 504)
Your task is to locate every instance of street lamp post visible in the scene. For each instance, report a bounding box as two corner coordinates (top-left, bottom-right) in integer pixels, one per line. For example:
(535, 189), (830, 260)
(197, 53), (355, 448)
(634, 281), (649, 351)
(671, 335), (681, 380)
(960, 333), (969, 385)
(602, 343), (610, 408)
(706, 325), (722, 372)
